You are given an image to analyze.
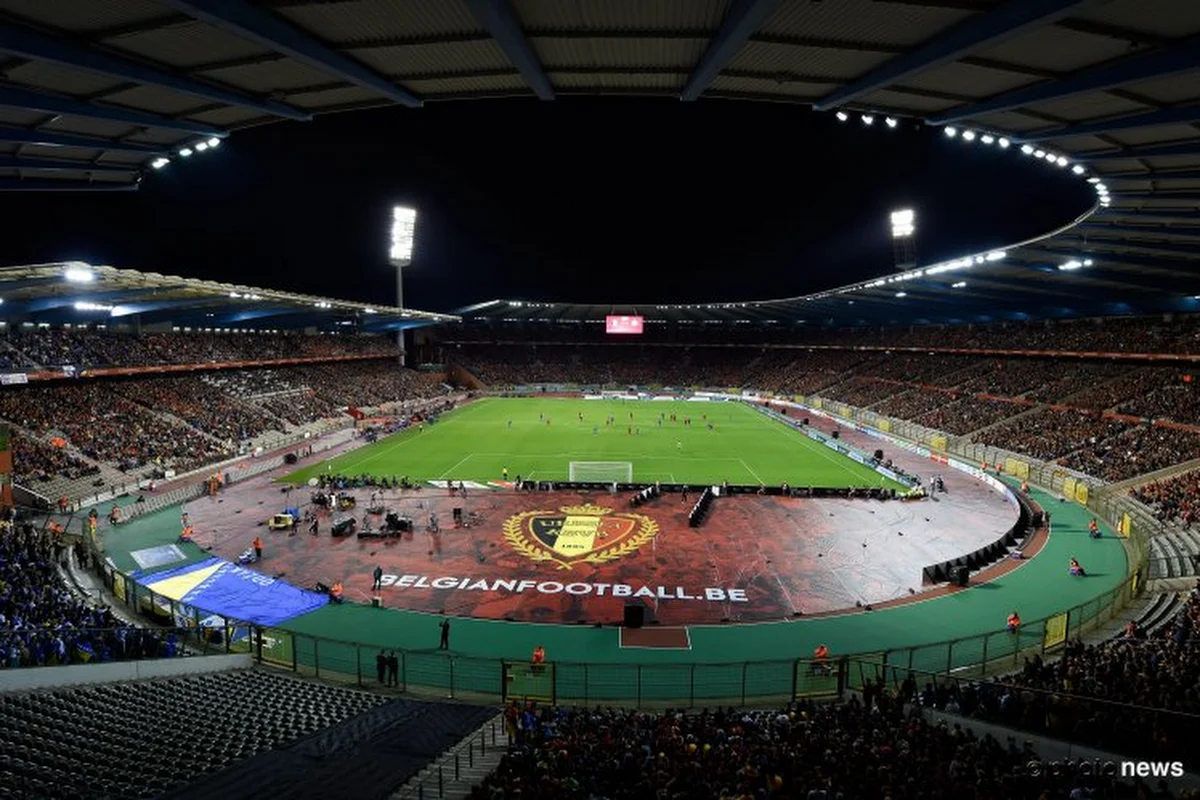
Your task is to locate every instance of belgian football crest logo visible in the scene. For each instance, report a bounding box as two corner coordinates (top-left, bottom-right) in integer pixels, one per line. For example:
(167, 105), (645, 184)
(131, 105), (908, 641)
(503, 504), (659, 570)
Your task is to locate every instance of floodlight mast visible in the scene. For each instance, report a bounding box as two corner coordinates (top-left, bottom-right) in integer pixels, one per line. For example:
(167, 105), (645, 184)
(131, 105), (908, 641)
(389, 206), (417, 364)
(890, 208), (917, 271)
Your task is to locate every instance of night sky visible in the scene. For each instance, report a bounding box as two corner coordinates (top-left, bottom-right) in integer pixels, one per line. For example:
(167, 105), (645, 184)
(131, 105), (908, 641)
(0, 99), (1092, 313)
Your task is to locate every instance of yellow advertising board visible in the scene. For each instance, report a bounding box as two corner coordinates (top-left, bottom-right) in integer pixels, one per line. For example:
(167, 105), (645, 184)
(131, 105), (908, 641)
(930, 434), (947, 452)
(1044, 613), (1067, 649)
(878, 419), (891, 432)
(793, 395), (805, 404)
(812, 398), (823, 410)
(1003, 458), (1030, 480)
(1075, 482), (1089, 505)
(1062, 476), (1077, 501)
(1117, 513), (1131, 539)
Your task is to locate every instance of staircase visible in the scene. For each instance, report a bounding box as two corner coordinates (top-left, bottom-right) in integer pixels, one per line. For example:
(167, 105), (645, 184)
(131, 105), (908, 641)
(391, 713), (507, 800)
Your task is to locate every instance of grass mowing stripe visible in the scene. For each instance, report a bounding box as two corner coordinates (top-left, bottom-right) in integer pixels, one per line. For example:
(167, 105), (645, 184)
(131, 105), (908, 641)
(281, 397), (904, 490)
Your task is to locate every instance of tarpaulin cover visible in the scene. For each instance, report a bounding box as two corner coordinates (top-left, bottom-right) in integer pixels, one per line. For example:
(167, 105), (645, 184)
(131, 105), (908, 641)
(139, 557), (328, 626)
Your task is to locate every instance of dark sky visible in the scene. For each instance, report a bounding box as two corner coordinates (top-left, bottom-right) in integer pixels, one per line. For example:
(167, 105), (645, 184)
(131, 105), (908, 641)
(0, 99), (1092, 313)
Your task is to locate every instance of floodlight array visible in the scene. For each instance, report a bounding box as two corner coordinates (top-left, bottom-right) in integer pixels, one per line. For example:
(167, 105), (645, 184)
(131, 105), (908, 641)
(145, 137), (222, 173)
(890, 208), (915, 238)
(390, 206), (417, 265)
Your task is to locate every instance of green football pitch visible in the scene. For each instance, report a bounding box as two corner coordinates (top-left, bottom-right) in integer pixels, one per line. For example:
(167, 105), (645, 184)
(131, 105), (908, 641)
(282, 397), (905, 488)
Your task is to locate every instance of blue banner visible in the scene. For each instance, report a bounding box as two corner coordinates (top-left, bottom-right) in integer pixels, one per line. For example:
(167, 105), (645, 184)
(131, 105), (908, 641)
(141, 557), (328, 626)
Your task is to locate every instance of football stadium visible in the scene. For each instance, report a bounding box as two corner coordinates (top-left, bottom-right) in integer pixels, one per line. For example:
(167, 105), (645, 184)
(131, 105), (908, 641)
(1, 2), (1200, 799)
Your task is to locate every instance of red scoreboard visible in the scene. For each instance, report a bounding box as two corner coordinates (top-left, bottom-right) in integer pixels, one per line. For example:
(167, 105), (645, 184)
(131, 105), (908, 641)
(605, 315), (644, 334)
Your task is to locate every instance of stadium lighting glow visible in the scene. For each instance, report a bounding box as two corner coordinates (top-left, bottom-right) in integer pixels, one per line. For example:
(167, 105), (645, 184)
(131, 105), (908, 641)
(944, 126), (957, 138)
(985, 250), (1006, 261)
(207, 137), (220, 148)
(1087, 177), (1100, 183)
(1072, 165), (1085, 175)
(1060, 260), (1083, 271)
(195, 141), (209, 152)
(1084, 259), (1094, 266)
(1034, 149), (1046, 158)
(890, 208), (915, 238)
(981, 134), (994, 144)
(1095, 183), (1107, 193)
(885, 117), (898, 128)
(861, 115), (874, 125)
(1021, 144), (1034, 155)
(997, 137), (1010, 148)
(961, 130), (976, 142)
(894, 292), (907, 298)
(150, 158), (169, 169)
(951, 281), (967, 288)
(179, 147), (193, 157)
(1056, 156), (1068, 167)
(836, 111), (848, 122)
(64, 265), (94, 282)
(73, 301), (113, 312)
(390, 206), (417, 265)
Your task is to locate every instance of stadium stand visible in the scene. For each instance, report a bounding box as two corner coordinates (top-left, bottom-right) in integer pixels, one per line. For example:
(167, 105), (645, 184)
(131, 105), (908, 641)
(0, 520), (176, 668)
(0, 670), (390, 799)
(475, 698), (1149, 800)
(920, 590), (1200, 767)
(1134, 470), (1200, 528)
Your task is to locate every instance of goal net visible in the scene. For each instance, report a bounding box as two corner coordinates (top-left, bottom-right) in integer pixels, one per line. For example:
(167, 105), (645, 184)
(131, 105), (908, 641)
(569, 461), (633, 483)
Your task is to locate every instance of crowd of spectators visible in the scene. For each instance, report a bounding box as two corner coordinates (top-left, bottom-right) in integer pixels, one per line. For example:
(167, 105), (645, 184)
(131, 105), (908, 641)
(920, 590), (1200, 769)
(476, 698), (1155, 800)
(1060, 425), (1200, 483)
(818, 375), (905, 407)
(916, 397), (1028, 436)
(1131, 469), (1200, 527)
(1119, 374), (1200, 427)
(0, 360), (450, 486)
(451, 312), (1200, 353)
(974, 410), (1133, 463)
(11, 433), (100, 486)
(872, 387), (957, 421)
(0, 383), (232, 475)
(0, 521), (177, 668)
(1, 328), (392, 369)
(112, 377), (286, 445)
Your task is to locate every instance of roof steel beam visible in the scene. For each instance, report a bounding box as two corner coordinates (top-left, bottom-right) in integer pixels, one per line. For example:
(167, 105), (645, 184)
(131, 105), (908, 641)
(0, 84), (225, 136)
(0, 22), (311, 121)
(164, 0), (422, 108)
(1105, 170), (1200, 181)
(1105, 191), (1200, 201)
(25, 286), (179, 312)
(1090, 213), (1200, 226)
(929, 35), (1200, 125)
(108, 298), (214, 318)
(0, 177), (137, 191)
(1023, 105), (1200, 141)
(464, 0), (553, 100)
(0, 127), (167, 154)
(1049, 236), (1200, 260)
(0, 154), (134, 174)
(814, 0), (1101, 111)
(1079, 142), (1200, 160)
(1077, 223), (1200, 241)
(680, 0), (779, 102)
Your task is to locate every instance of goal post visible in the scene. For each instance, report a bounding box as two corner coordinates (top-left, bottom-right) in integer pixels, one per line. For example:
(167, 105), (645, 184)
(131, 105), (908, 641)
(569, 461), (633, 483)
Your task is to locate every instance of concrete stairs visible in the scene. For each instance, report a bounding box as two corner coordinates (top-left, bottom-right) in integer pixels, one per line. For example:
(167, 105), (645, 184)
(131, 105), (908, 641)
(391, 713), (507, 800)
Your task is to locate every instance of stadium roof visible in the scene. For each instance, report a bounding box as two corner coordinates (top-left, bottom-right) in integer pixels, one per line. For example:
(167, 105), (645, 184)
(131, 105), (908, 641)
(0, 262), (458, 331)
(0, 0), (1195, 323)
